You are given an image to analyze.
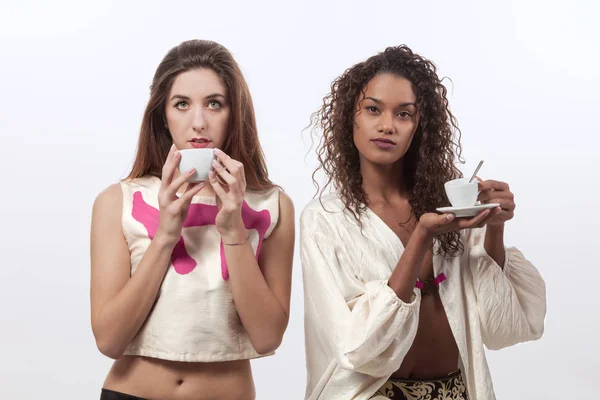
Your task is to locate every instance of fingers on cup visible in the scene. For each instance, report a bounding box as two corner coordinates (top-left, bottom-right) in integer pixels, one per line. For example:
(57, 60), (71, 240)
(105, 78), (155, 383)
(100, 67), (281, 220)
(161, 150), (180, 189)
(165, 168), (196, 199)
(176, 182), (205, 206)
(212, 160), (235, 185)
(209, 170), (228, 198)
(479, 180), (509, 192)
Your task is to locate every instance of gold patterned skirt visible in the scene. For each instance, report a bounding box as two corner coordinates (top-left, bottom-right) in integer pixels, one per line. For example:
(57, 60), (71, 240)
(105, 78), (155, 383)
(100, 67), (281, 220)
(372, 370), (468, 400)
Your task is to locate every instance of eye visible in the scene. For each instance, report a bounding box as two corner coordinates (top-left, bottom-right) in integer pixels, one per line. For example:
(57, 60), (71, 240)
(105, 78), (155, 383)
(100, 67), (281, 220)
(366, 106), (379, 114)
(397, 111), (412, 118)
(175, 101), (189, 110)
(208, 101), (222, 109)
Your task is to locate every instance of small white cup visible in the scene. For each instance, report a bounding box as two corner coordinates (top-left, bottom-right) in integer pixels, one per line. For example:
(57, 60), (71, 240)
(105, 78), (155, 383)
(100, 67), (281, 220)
(178, 148), (215, 182)
(444, 178), (479, 208)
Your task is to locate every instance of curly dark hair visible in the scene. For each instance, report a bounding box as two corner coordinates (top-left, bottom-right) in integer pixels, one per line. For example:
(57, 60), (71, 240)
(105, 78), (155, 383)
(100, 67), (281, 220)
(310, 45), (465, 256)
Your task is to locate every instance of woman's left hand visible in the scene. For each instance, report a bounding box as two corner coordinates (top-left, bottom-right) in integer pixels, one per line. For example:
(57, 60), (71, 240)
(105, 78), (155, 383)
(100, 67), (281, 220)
(209, 148), (247, 241)
(476, 177), (516, 227)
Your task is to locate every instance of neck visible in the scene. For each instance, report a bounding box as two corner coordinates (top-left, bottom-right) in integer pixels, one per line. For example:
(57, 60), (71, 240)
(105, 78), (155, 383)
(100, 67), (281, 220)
(360, 158), (408, 205)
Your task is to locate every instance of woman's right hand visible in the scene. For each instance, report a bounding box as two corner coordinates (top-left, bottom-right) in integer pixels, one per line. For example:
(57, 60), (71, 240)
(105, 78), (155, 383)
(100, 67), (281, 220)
(417, 207), (502, 238)
(155, 145), (205, 244)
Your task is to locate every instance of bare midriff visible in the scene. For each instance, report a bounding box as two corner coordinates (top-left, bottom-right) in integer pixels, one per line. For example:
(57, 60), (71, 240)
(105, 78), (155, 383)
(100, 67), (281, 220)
(103, 356), (255, 400)
(391, 283), (460, 379)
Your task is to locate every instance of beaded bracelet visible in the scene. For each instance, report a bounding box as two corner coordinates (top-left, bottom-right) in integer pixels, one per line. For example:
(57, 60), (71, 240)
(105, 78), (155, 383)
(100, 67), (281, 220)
(415, 272), (447, 296)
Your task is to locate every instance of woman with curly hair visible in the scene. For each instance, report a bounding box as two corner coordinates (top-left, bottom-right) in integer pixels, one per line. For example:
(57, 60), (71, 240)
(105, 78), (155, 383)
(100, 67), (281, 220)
(300, 45), (546, 400)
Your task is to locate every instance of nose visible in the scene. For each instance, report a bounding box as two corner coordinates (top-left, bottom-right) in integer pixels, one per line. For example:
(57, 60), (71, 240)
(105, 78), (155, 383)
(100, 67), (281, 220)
(191, 107), (206, 132)
(376, 112), (394, 135)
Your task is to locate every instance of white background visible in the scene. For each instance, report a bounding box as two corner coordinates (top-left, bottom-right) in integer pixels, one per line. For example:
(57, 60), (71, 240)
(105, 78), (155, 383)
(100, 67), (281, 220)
(1, 0), (599, 398)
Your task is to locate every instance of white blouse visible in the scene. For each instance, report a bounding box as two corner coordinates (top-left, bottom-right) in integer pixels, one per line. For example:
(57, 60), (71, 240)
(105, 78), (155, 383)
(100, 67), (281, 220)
(300, 193), (546, 400)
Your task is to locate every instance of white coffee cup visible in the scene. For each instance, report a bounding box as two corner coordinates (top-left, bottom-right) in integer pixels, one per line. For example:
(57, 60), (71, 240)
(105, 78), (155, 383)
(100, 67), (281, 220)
(178, 148), (215, 183)
(444, 178), (479, 208)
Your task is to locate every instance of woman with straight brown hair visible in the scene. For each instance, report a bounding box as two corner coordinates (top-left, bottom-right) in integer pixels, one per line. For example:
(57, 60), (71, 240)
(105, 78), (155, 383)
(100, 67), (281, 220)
(90, 39), (294, 400)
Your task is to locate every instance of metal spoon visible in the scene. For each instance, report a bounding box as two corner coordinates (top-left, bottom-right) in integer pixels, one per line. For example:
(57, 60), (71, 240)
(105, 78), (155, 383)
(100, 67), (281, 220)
(468, 160), (484, 183)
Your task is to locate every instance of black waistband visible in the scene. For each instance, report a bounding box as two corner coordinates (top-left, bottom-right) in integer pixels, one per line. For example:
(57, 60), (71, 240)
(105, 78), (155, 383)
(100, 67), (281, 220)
(100, 388), (147, 400)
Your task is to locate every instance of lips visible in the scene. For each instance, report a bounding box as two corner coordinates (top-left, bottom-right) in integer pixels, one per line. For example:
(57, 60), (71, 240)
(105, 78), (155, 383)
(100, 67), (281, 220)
(371, 138), (396, 145)
(371, 138), (397, 149)
(189, 137), (211, 148)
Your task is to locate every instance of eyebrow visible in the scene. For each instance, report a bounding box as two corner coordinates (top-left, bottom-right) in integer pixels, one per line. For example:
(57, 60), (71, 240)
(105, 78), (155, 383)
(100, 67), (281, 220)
(364, 96), (416, 107)
(205, 93), (226, 100)
(170, 93), (226, 101)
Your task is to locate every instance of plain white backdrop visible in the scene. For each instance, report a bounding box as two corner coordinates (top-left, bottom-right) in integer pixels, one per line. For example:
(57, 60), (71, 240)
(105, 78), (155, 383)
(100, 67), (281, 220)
(1, 0), (599, 398)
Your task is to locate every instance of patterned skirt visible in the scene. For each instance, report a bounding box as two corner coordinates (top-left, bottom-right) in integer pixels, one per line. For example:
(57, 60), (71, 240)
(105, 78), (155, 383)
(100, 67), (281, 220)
(372, 370), (468, 400)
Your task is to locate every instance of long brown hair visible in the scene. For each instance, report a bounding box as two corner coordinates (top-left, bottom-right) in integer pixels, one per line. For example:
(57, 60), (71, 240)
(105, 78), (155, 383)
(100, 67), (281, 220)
(311, 45), (464, 256)
(126, 39), (273, 191)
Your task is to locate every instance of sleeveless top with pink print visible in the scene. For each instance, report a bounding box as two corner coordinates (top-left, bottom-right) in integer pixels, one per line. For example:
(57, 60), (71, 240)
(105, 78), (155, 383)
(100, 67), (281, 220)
(119, 176), (280, 362)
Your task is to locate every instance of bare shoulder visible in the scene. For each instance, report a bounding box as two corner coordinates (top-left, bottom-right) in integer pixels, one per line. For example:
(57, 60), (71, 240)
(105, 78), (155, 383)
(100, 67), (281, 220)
(257, 189), (294, 269)
(262, 189), (294, 244)
(92, 183), (123, 219)
(277, 190), (295, 218)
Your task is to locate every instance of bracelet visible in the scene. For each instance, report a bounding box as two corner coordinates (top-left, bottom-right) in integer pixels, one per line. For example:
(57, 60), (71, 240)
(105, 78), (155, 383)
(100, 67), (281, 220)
(223, 235), (250, 246)
(415, 273), (447, 297)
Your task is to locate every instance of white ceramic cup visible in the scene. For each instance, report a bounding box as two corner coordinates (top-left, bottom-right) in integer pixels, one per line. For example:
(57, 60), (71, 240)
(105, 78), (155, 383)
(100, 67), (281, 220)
(444, 178), (479, 208)
(178, 148), (215, 183)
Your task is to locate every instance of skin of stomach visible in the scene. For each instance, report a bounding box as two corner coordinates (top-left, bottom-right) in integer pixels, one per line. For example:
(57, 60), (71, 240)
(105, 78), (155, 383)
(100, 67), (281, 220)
(103, 356), (256, 400)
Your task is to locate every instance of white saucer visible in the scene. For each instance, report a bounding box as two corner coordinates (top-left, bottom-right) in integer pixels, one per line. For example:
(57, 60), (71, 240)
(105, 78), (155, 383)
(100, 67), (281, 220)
(436, 203), (500, 218)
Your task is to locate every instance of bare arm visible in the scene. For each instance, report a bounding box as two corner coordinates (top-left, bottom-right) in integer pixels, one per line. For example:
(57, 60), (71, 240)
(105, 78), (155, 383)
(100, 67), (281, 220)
(209, 149), (294, 354)
(90, 184), (176, 359)
(387, 225), (432, 302)
(476, 178), (517, 267)
(484, 225), (505, 267)
(223, 192), (294, 354)
(388, 209), (501, 302)
(90, 146), (204, 359)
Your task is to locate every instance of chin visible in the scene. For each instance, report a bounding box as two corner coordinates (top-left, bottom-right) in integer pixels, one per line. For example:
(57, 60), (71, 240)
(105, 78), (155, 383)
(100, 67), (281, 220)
(365, 152), (403, 166)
